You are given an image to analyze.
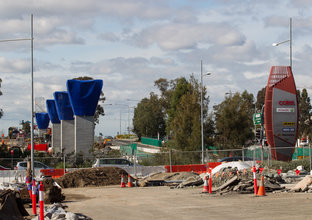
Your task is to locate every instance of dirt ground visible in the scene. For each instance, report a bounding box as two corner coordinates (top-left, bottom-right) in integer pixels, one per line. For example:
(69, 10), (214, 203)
(61, 186), (312, 220)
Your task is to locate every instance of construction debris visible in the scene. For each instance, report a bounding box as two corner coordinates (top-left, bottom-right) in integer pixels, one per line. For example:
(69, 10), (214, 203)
(138, 172), (203, 187)
(42, 177), (65, 204)
(291, 175), (312, 192)
(31, 203), (92, 220)
(208, 167), (284, 194)
(0, 189), (29, 220)
(56, 167), (128, 188)
(19, 177), (65, 204)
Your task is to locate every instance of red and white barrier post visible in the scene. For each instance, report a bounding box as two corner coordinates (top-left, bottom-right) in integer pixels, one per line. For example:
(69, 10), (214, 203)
(26, 177), (32, 198)
(39, 181), (44, 220)
(32, 179), (37, 215)
(252, 166), (258, 195)
(208, 168), (212, 194)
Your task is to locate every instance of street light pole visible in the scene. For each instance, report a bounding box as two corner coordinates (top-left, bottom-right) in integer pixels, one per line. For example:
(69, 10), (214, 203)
(272, 17), (292, 69)
(200, 60), (204, 164)
(30, 14), (34, 177)
(290, 17), (292, 69)
(200, 60), (211, 164)
(0, 14), (34, 176)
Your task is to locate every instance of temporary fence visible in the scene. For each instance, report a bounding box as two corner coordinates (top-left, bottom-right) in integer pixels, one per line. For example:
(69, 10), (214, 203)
(0, 144), (310, 183)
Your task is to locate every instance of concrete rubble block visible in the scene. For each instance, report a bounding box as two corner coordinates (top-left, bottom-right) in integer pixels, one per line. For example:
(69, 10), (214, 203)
(32, 203), (92, 220)
(177, 176), (203, 188)
(291, 175), (312, 192)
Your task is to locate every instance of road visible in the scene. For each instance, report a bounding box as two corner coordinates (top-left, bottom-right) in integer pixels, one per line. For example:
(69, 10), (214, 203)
(62, 186), (312, 220)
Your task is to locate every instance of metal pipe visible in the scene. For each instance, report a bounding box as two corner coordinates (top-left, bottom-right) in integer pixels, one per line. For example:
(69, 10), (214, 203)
(30, 14), (34, 177)
(200, 60), (204, 164)
(290, 17), (292, 69)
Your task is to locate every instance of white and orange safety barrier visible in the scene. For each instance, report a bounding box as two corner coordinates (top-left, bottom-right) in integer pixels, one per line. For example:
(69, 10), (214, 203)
(257, 175), (266, 196)
(127, 174), (132, 187)
(202, 175), (208, 193)
(26, 177), (32, 198)
(252, 166), (258, 195)
(39, 181), (44, 220)
(32, 179), (37, 215)
(208, 168), (212, 194)
(120, 174), (126, 188)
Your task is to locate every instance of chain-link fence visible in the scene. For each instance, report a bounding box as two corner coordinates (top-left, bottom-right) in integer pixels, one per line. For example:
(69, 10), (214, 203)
(0, 144), (311, 170)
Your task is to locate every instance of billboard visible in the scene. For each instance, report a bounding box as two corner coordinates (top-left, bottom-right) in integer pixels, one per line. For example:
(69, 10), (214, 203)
(264, 66), (298, 161)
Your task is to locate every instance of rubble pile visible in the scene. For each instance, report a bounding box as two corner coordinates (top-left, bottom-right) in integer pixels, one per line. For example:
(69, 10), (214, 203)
(56, 167), (128, 188)
(31, 203), (92, 220)
(291, 175), (312, 192)
(138, 172), (203, 187)
(209, 167), (285, 194)
(0, 189), (29, 220)
(93, 142), (106, 149)
(19, 177), (65, 204)
(42, 177), (65, 203)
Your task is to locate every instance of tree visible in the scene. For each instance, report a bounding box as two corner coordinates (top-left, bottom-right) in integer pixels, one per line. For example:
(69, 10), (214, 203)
(166, 77), (190, 134)
(21, 121), (30, 137)
(297, 88), (312, 138)
(132, 93), (166, 139)
(0, 78), (3, 119)
(168, 75), (212, 151)
(72, 76), (106, 124)
(214, 90), (254, 150)
(256, 87), (266, 112)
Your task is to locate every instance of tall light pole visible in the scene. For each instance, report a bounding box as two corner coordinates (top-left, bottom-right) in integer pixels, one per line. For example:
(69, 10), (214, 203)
(272, 17), (292, 69)
(0, 14), (34, 176)
(200, 60), (211, 164)
(115, 104), (130, 135)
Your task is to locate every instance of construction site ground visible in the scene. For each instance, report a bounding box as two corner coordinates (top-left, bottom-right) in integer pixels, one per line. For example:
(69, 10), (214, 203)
(59, 185), (312, 220)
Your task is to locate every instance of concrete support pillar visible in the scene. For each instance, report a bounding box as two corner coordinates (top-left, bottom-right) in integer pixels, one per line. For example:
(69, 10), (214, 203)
(61, 120), (75, 155)
(52, 123), (61, 154)
(75, 116), (94, 157)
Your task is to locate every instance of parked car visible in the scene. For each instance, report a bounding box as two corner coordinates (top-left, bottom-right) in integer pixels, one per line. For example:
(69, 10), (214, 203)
(0, 165), (9, 170)
(15, 161), (51, 170)
(217, 156), (253, 162)
(92, 158), (140, 168)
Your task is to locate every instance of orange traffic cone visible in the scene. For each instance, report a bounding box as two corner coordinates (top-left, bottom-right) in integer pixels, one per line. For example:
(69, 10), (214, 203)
(257, 175), (266, 196)
(127, 174), (132, 187)
(120, 174), (126, 188)
(202, 175), (209, 193)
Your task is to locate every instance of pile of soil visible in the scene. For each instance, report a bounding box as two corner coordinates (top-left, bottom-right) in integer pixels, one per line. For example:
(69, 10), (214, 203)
(19, 177), (65, 204)
(56, 167), (128, 188)
(43, 177), (65, 204)
(0, 189), (28, 220)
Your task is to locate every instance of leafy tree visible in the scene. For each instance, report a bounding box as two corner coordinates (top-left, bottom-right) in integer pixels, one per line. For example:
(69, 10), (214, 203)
(297, 88), (312, 138)
(72, 76), (106, 124)
(0, 78), (3, 119)
(21, 121), (31, 137)
(167, 75), (212, 152)
(214, 90), (254, 150)
(132, 93), (166, 139)
(256, 87), (266, 112)
(166, 77), (190, 134)
(134, 75), (214, 154)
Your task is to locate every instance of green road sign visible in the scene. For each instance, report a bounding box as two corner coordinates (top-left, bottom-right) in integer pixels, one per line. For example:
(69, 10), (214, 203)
(253, 113), (262, 125)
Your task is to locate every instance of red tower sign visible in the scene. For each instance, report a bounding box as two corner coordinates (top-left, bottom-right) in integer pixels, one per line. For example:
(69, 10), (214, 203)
(264, 66), (298, 161)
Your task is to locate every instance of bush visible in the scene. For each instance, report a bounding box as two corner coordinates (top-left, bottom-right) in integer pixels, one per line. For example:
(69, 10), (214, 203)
(270, 158), (312, 172)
